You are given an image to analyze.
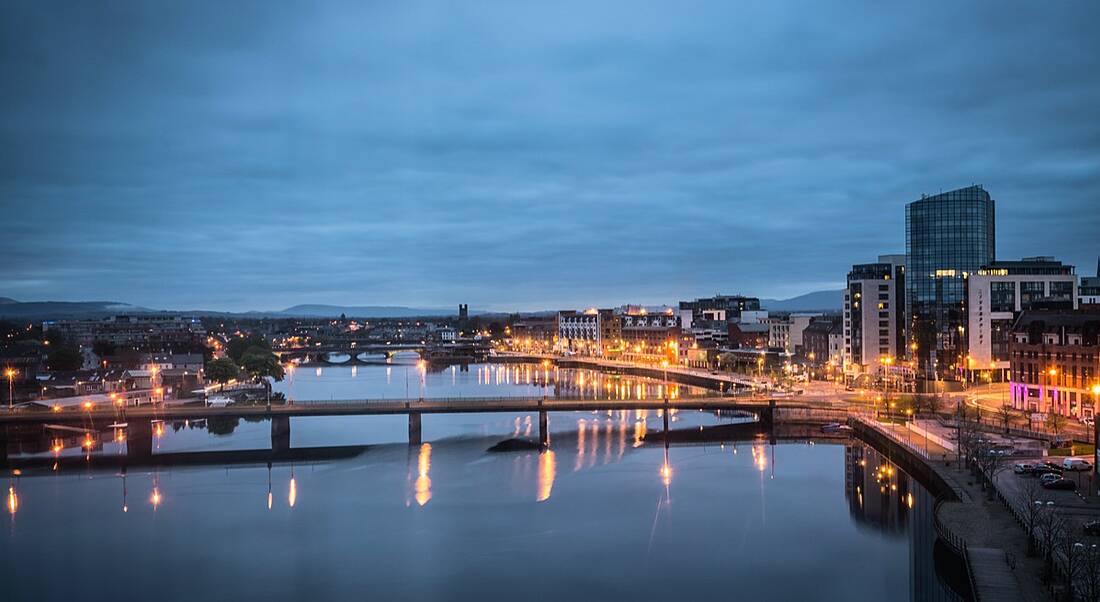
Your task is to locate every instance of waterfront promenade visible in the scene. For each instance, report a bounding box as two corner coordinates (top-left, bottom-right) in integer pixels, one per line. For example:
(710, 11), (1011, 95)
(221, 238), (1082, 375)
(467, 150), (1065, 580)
(852, 416), (1040, 601)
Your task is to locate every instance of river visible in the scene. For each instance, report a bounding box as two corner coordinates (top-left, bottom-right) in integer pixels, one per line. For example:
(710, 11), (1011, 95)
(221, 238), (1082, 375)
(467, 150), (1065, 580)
(0, 362), (962, 601)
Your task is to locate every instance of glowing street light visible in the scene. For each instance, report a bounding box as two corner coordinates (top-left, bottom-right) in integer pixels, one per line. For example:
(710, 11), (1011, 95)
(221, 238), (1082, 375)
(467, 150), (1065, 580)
(4, 367), (15, 411)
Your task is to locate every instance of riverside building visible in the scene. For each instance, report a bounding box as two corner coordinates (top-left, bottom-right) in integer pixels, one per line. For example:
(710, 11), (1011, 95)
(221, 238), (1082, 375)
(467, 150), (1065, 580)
(1008, 311), (1100, 418)
(905, 185), (996, 380)
(965, 257), (1078, 381)
(844, 255), (906, 378)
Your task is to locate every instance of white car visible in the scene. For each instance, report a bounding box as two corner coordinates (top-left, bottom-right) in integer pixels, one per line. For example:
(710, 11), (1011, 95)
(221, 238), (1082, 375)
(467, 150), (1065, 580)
(1062, 458), (1093, 471)
(206, 395), (233, 408)
(1013, 462), (1036, 474)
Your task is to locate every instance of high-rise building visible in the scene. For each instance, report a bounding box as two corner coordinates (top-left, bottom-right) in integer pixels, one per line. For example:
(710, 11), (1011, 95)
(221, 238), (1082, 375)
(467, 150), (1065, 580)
(905, 185), (996, 378)
(844, 255), (905, 376)
(965, 257), (1077, 379)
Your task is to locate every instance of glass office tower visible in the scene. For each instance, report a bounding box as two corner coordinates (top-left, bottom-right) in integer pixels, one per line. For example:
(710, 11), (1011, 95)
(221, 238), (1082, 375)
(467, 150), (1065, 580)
(905, 185), (995, 379)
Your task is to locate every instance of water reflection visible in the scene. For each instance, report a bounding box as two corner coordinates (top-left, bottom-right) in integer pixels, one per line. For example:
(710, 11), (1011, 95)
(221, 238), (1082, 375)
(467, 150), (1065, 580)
(6, 482), (16, 516)
(844, 444), (912, 536)
(3, 414), (960, 601)
(273, 362), (708, 402)
(536, 450), (556, 502)
(415, 444), (432, 507)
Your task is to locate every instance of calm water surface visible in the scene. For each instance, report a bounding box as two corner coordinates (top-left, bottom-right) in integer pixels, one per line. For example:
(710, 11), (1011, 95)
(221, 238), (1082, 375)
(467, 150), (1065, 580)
(1, 363), (956, 601)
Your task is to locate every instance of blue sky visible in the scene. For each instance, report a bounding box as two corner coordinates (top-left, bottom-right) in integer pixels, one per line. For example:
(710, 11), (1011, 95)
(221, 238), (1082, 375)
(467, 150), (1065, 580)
(2, 1), (1098, 312)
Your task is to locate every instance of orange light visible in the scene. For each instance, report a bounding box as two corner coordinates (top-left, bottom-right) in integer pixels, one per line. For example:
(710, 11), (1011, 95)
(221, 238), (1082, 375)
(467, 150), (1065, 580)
(82, 401), (93, 410)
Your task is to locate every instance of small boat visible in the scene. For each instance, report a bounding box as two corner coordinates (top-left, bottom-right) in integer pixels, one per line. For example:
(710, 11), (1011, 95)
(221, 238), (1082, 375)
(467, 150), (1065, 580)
(821, 423), (852, 433)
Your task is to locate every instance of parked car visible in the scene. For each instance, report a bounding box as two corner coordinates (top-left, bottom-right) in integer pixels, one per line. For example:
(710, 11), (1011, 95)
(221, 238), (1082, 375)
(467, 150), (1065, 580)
(1084, 521), (1100, 536)
(1039, 473), (1063, 485)
(1032, 466), (1063, 478)
(1042, 478), (1077, 491)
(1013, 463), (1037, 474)
(1062, 458), (1093, 471)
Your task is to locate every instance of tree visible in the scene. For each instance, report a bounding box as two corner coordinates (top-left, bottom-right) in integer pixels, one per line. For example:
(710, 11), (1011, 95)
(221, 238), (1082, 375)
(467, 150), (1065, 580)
(997, 404), (1014, 434)
(241, 349), (285, 403)
(1048, 412), (1068, 439)
(1057, 530), (1087, 596)
(1018, 479), (1045, 557)
(1077, 544), (1100, 602)
(974, 441), (1009, 497)
(1038, 501), (1068, 582)
(225, 334), (269, 363)
(205, 358), (239, 385)
(1022, 407), (1036, 432)
(46, 344), (83, 371)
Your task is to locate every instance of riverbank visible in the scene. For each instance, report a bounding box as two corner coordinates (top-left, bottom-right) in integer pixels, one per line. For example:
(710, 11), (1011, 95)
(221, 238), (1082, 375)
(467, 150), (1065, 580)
(852, 417), (1045, 601)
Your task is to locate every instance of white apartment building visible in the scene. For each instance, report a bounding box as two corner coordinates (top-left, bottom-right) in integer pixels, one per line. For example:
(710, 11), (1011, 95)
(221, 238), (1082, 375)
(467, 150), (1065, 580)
(843, 255), (905, 375)
(966, 257), (1078, 376)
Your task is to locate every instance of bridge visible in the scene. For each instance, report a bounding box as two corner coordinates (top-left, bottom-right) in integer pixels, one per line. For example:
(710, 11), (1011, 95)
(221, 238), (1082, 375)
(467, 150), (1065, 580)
(0, 402), (851, 473)
(0, 395), (838, 466)
(277, 342), (491, 364)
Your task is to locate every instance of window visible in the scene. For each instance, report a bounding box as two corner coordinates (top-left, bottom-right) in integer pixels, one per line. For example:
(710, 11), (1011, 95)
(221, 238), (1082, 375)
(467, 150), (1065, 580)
(990, 281), (1015, 312)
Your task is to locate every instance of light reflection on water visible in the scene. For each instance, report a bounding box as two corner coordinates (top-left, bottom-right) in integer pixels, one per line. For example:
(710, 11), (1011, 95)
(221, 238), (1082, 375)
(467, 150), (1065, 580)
(274, 362), (708, 402)
(0, 363), (956, 601)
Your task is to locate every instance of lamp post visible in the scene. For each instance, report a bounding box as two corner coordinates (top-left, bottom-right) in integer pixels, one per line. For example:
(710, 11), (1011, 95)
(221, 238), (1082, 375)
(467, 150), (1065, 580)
(660, 359), (670, 404)
(1092, 383), (1100, 496)
(4, 368), (15, 411)
(1046, 367), (1059, 420)
(882, 356), (894, 417)
(417, 359), (426, 401)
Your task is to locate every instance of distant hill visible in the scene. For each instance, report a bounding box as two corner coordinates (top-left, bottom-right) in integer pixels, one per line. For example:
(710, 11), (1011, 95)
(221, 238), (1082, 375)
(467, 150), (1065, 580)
(278, 304), (463, 318)
(760, 290), (843, 312)
(0, 300), (150, 320)
(0, 297), (18, 305)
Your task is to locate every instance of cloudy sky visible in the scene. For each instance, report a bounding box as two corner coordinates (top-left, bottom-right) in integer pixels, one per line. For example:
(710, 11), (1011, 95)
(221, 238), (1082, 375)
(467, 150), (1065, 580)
(2, 1), (1098, 312)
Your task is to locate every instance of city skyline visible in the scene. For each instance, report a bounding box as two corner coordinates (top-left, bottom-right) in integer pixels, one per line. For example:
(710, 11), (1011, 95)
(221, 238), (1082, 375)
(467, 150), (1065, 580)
(3, 2), (1099, 312)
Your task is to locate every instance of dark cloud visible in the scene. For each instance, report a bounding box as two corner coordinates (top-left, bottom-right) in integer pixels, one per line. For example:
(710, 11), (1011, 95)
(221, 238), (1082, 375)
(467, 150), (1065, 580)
(2, 1), (1098, 311)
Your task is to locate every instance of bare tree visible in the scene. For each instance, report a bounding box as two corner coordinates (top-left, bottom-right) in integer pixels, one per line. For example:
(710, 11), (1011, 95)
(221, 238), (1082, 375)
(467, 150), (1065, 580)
(1038, 501), (1069, 582)
(1049, 412), (1068, 439)
(1077, 544), (1100, 602)
(997, 404), (1014, 434)
(925, 393), (942, 416)
(1022, 407), (1036, 432)
(1057, 528), (1087, 596)
(973, 441), (1009, 498)
(1017, 479), (1045, 557)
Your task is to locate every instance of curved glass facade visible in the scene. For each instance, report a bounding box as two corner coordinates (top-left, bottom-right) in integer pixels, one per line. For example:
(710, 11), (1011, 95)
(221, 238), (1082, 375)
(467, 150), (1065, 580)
(905, 185), (995, 377)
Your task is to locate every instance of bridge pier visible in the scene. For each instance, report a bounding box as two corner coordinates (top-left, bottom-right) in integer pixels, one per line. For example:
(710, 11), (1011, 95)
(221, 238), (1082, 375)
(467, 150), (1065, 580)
(127, 420), (152, 462)
(409, 412), (422, 445)
(764, 400), (777, 445)
(538, 410), (549, 447)
(271, 416), (291, 454)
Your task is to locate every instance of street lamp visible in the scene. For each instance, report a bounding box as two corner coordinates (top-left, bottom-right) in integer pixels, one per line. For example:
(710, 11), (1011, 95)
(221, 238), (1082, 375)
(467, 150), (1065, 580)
(660, 359), (670, 403)
(1093, 383), (1100, 494)
(4, 368), (15, 411)
(416, 359), (427, 401)
(1048, 367), (1059, 416)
